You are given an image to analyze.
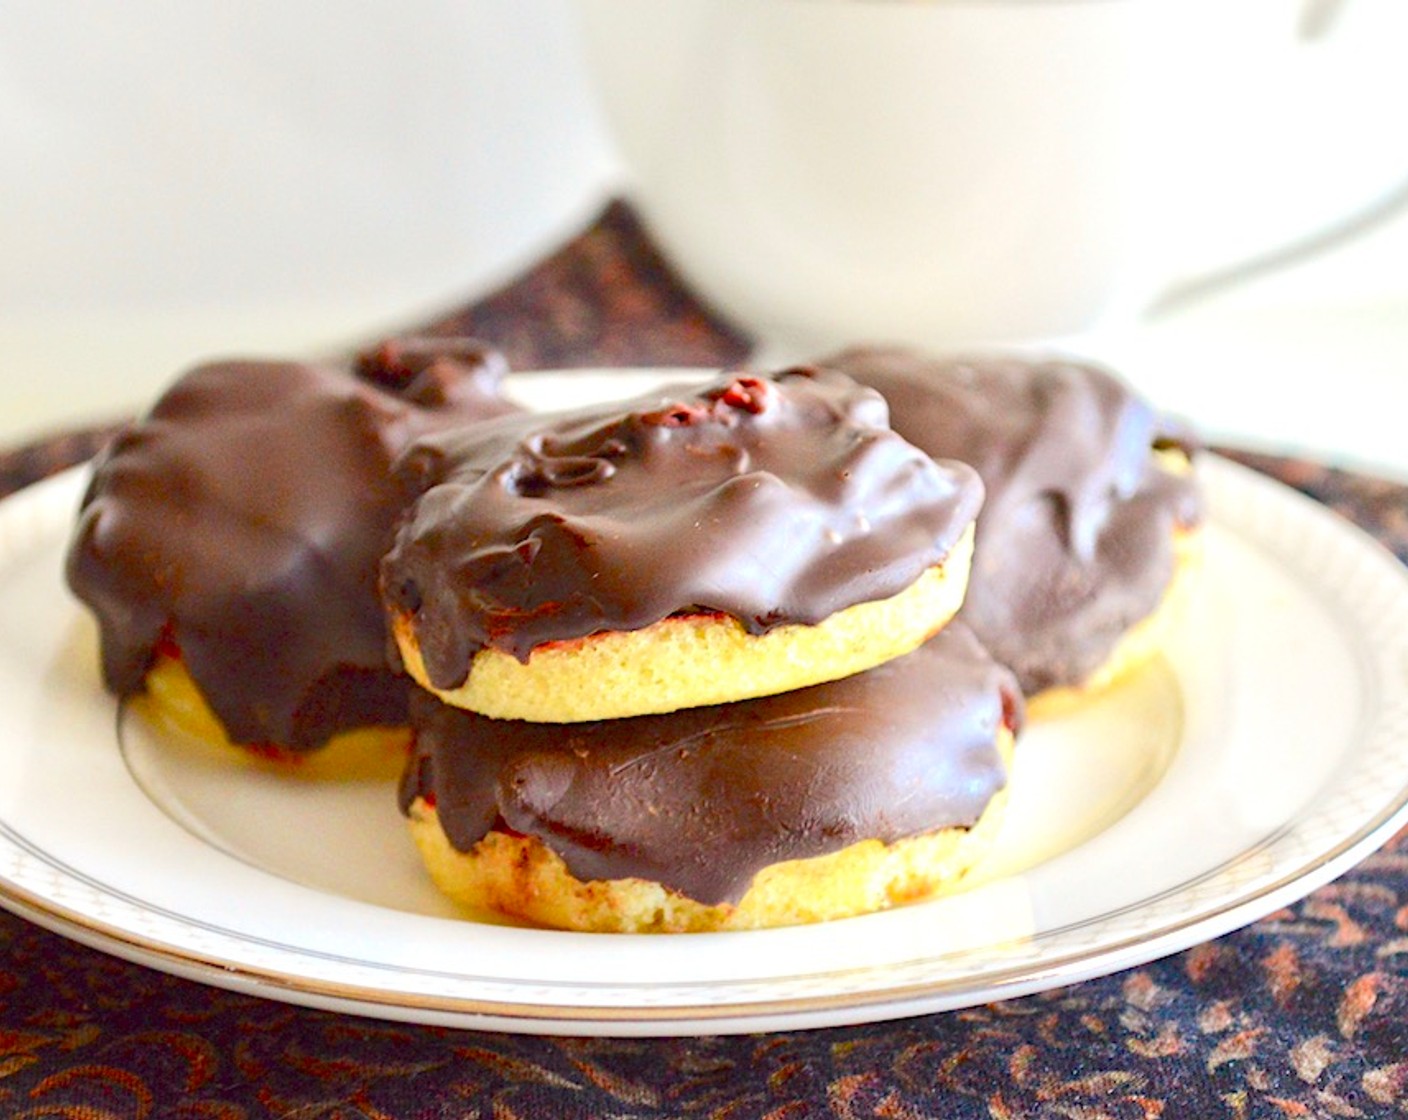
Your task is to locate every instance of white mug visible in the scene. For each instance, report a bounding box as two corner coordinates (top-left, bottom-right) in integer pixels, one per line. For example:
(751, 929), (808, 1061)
(572, 0), (1408, 352)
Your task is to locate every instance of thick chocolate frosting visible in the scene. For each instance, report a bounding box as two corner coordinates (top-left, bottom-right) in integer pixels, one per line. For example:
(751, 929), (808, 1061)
(65, 337), (519, 750)
(382, 366), (983, 688)
(400, 623), (1021, 906)
(818, 347), (1201, 695)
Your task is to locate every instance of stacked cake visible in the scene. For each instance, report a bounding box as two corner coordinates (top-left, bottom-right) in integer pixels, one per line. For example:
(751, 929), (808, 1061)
(383, 366), (1019, 931)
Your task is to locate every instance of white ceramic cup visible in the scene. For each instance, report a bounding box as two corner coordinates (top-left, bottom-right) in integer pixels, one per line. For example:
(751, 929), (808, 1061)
(572, 0), (1408, 352)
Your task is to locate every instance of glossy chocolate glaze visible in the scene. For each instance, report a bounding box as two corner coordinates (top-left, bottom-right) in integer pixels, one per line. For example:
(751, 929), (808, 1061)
(818, 348), (1201, 694)
(383, 367), (983, 687)
(400, 623), (1021, 906)
(65, 338), (520, 750)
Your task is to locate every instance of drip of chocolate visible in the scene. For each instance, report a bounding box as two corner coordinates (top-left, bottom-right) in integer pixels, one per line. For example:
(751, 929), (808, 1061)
(400, 623), (1021, 906)
(382, 366), (983, 688)
(65, 338), (520, 750)
(818, 348), (1202, 694)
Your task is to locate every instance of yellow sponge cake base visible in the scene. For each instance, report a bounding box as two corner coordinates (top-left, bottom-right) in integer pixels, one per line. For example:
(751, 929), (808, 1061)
(132, 654), (410, 781)
(405, 727), (1013, 933)
(394, 524), (974, 723)
(1026, 463), (1202, 720)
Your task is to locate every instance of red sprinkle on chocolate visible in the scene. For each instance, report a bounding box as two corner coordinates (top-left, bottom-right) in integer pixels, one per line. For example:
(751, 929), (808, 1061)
(716, 376), (773, 414)
(643, 403), (707, 429)
(642, 377), (776, 429)
(154, 626), (182, 662)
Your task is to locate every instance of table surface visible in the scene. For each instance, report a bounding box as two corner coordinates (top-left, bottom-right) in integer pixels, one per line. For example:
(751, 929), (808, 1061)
(3, 203), (1407, 1118)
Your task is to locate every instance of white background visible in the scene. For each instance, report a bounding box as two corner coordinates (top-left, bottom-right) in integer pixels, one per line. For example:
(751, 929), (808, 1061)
(0, 1), (616, 435)
(2, 1), (1406, 479)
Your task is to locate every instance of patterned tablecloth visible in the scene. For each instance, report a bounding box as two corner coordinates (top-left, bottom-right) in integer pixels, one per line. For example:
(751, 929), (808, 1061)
(3, 204), (1407, 1119)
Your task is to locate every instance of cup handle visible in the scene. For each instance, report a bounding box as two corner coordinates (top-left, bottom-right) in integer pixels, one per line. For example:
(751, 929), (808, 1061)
(1151, 182), (1408, 318)
(1149, 0), (1408, 317)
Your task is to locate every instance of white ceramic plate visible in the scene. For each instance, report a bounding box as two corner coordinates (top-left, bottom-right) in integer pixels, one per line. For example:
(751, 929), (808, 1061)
(3, 372), (1408, 1037)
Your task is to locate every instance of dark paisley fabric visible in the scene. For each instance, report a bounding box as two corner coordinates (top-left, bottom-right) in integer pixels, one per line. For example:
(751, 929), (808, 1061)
(2, 202), (1405, 1118)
